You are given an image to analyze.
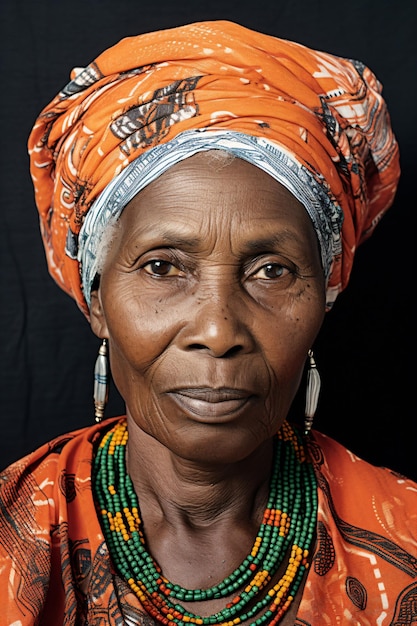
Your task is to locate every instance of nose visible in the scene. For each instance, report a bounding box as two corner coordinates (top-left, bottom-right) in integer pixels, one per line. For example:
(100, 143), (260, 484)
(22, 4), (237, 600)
(179, 283), (255, 358)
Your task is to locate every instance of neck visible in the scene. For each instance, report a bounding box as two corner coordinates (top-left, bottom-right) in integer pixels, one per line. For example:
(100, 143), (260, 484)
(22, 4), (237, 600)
(93, 417), (316, 623)
(125, 414), (274, 529)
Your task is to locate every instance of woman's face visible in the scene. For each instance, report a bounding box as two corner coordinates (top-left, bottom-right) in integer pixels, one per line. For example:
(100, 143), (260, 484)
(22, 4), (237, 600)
(90, 152), (326, 463)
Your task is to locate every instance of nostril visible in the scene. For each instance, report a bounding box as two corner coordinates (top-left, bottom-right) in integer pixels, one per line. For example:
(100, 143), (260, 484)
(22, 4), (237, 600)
(224, 345), (243, 358)
(187, 343), (243, 358)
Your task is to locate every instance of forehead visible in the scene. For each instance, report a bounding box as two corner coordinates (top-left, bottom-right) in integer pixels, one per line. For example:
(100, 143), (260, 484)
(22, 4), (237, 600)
(119, 151), (316, 239)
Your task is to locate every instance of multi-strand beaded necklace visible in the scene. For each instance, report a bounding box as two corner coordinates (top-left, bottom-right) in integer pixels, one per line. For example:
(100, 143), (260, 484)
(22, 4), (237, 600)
(93, 420), (317, 625)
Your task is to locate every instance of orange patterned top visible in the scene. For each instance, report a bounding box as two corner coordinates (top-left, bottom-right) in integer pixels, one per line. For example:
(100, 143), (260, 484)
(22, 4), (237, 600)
(0, 417), (416, 625)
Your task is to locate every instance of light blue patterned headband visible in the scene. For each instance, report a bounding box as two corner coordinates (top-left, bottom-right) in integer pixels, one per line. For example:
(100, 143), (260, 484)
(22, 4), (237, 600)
(77, 129), (343, 308)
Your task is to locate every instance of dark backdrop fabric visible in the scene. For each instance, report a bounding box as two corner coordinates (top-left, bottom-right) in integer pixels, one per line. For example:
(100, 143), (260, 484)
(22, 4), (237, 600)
(1, 0), (415, 479)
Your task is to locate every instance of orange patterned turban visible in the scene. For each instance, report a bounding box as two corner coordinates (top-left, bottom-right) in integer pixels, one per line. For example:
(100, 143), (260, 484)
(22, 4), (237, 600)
(28, 20), (400, 318)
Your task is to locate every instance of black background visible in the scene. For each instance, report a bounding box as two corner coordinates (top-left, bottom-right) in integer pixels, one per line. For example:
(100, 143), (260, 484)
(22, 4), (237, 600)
(1, 0), (415, 479)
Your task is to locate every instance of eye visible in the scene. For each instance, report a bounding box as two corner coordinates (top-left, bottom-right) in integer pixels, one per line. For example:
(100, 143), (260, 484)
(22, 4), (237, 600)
(251, 262), (289, 280)
(142, 260), (181, 277)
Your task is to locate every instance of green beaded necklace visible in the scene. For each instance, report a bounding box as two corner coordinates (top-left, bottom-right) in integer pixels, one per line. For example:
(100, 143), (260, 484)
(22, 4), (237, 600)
(93, 420), (317, 626)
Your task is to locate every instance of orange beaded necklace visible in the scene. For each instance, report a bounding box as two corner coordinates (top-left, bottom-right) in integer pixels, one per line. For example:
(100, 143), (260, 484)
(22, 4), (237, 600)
(93, 420), (317, 625)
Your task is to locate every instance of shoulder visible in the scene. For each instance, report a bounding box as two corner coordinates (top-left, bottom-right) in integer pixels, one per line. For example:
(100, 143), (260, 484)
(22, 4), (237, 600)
(300, 431), (417, 623)
(0, 416), (123, 519)
(0, 417), (124, 621)
(309, 429), (417, 545)
(310, 428), (416, 486)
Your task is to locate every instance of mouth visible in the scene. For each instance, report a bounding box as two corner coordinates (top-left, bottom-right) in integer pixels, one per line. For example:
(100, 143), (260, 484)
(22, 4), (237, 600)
(167, 387), (254, 420)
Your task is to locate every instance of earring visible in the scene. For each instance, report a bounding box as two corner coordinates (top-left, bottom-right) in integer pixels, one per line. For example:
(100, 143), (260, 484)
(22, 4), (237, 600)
(304, 349), (321, 436)
(94, 339), (109, 423)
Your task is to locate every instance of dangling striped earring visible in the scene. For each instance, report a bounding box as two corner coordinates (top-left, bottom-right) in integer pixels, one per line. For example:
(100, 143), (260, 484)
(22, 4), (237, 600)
(304, 349), (321, 435)
(94, 339), (109, 423)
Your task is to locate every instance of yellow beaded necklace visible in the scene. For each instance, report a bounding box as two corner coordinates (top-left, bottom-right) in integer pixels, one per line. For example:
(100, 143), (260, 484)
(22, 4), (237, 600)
(93, 420), (317, 625)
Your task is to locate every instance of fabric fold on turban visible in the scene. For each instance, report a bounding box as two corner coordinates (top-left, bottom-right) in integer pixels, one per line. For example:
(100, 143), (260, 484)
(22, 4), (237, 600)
(28, 20), (400, 317)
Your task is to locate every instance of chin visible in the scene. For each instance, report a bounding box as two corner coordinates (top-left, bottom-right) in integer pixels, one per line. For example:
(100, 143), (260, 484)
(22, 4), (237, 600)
(169, 424), (276, 466)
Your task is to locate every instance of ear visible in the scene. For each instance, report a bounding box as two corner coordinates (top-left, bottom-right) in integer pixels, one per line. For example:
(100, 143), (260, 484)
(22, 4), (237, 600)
(90, 287), (109, 339)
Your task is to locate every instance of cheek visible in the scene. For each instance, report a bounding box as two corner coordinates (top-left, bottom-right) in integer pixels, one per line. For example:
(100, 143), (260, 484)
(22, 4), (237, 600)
(261, 287), (325, 349)
(100, 279), (180, 382)
(260, 292), (325, 385)
(100, 268), (325, 411)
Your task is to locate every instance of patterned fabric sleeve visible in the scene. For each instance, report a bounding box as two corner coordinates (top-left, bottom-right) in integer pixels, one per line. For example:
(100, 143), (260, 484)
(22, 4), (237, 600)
(298, 431), (417, 624)
(1, 421), (416, 624)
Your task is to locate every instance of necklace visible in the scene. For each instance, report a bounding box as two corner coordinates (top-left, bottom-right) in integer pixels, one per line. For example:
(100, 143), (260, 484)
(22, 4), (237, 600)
(93, 420), (317, 625)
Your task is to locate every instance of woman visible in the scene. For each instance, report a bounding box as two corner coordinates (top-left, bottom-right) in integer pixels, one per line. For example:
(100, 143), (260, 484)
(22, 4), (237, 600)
(0, 20), (415, 625)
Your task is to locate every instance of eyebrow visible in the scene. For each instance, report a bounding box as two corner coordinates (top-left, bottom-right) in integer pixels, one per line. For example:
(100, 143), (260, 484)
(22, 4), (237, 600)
(244, 231), (305, 252)
(157, 231), (202, 248)
(136, 228), (305, 252)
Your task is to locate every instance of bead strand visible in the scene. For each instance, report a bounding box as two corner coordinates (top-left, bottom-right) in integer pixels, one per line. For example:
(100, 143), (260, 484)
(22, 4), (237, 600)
(93, 420), (317, 625)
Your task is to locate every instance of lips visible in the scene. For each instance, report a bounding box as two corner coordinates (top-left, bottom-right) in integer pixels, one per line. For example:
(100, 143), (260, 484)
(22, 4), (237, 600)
(167, 387), (253, 419)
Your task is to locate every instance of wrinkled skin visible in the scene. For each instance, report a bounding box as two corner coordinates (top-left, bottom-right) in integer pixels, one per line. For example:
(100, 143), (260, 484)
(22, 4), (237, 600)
(91, 152), (326, 464)
(90, 152), (326, 622)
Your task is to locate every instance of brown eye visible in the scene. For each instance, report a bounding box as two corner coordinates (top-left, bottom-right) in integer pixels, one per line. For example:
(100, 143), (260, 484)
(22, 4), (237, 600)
(253, 263), (287, 279)
(143, 260), (180, 276)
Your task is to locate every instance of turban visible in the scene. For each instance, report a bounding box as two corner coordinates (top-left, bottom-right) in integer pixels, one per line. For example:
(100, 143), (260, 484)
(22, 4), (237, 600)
(28, 20), (400, 318)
